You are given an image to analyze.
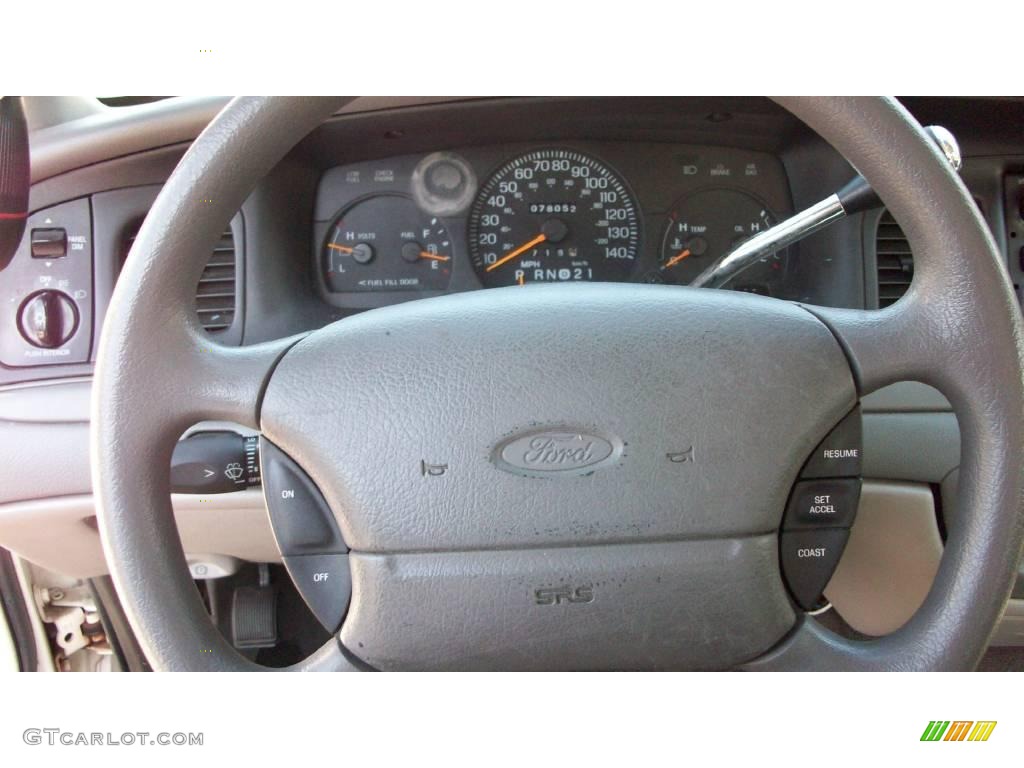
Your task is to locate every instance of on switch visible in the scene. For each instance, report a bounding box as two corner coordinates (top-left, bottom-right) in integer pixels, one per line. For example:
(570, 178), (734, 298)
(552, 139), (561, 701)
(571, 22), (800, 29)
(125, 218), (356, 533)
(260, 438), (347, 556)
(30, 228), (68, 259)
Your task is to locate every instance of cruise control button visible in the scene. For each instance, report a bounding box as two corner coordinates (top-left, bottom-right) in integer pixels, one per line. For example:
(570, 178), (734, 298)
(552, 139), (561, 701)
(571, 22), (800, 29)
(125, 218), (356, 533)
(260, 438), (347, 555)
(801, 406), (862, 478)
(283, 554), (352, 633)
(783, 478), (861, 530)
(780, 529), (850, 611)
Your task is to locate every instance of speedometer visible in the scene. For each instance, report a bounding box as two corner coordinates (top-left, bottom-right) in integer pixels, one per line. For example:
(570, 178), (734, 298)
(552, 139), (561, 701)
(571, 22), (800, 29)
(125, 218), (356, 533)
(468, 149), (641, 287)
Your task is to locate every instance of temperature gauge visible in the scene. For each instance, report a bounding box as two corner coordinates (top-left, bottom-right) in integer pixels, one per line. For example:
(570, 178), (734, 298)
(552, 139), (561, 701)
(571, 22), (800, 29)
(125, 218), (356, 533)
(653, 188), (788, 293)
(323, 194), (453, 293)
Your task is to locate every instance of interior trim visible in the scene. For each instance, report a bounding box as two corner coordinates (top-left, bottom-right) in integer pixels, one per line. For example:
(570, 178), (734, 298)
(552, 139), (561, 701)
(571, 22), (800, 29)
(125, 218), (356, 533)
(824, 480), (943, 636)
(28, 96), (477, 184)
(0, 490), (278, 578)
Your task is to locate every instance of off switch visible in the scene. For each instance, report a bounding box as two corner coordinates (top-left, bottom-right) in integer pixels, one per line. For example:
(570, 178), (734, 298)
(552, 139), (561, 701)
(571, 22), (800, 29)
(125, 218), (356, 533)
(282, 553), (352, 633)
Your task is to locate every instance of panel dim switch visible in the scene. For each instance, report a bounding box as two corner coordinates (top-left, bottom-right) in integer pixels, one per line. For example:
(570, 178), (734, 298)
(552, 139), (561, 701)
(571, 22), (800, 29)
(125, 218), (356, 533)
(30, 228), (68, 259)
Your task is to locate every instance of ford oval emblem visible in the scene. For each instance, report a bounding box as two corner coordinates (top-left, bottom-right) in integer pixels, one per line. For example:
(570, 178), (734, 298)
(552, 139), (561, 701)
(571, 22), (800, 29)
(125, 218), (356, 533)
(493, 428), (623, 478)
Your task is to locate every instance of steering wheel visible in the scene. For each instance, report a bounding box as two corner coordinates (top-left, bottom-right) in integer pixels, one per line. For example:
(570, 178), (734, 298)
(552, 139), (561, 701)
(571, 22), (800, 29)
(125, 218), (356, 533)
(91, 97), (1024, 671)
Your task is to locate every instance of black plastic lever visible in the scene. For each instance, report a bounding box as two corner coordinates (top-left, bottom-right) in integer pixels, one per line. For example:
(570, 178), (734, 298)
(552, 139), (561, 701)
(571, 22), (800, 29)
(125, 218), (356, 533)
(837, 125), (962, 216)
(170, 431), (261, 494)
(0, 97), (30, 272)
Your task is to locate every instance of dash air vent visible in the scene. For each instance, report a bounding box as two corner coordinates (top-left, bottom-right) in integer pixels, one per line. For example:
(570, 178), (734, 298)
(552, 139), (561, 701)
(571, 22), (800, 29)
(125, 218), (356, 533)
(195, 226), (237, 333)
(123, 223), (238, 334)
(875, 209), (913, 308)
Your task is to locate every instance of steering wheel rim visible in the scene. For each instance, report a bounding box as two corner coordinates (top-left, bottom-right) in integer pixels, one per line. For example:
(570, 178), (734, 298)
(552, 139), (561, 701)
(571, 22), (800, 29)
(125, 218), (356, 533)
(91, 96), (1024, 671)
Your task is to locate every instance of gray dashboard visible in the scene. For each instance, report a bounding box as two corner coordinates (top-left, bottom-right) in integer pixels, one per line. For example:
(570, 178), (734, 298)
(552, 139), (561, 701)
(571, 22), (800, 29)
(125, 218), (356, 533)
(0, 96), (1022, 651)
(310, 141), (796, 309)
(9, 96), (1022, 378)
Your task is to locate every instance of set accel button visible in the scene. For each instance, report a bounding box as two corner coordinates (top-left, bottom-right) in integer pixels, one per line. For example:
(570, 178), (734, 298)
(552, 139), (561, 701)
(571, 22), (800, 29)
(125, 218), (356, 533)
(783, 478), (861, 530)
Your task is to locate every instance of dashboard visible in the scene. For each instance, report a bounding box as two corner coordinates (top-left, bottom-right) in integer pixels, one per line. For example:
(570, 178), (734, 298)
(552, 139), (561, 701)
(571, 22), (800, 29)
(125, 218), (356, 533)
(313, 142), (796, 308)
(0, 96), (1022, 659)
(19, 95), (1024, 381)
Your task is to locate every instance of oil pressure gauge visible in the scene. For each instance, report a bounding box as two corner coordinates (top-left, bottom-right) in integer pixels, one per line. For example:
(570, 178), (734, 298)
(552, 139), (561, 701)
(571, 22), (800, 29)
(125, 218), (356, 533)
(650, 188), (788, 293)
(322, 194), (453, 293)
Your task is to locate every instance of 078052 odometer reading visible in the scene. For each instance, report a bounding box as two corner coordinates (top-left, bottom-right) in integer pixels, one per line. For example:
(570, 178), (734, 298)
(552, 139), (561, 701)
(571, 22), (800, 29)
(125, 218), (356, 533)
(468, 149), (641, 287)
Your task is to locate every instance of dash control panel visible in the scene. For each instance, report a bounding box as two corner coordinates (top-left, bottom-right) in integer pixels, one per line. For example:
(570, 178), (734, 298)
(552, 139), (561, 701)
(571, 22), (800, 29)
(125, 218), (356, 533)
(779, 406), (863, 611)
(0, 198), (93, 368)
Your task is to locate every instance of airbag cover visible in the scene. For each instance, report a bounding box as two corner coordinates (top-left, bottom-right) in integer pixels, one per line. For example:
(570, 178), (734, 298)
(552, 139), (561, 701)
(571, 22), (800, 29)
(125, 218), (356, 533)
(343, 536), (794, 670)
(260, 283), (855, 552)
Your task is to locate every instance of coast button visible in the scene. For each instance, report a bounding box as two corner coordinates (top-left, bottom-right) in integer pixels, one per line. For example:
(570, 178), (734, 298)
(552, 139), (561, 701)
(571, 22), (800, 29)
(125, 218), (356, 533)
(780, 529), (850, 611)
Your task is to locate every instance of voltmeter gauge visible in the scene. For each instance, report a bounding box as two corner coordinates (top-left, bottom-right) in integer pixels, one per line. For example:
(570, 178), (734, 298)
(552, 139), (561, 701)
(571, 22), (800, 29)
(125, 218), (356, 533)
(322, 194), (453, 293)
(654, 188), (788, 293)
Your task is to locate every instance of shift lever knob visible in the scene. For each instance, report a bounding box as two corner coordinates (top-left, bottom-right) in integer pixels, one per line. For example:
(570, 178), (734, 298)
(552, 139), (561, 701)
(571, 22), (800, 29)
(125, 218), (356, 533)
(837, 125), (962, 215)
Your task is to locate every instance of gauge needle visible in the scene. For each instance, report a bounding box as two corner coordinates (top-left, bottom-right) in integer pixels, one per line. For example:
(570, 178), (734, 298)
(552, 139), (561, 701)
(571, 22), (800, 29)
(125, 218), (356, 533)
(663, 248), (691, 270)
(419, 252), (450, 262)
(327, 243), (353, 254)
(486, 233), (547, 272)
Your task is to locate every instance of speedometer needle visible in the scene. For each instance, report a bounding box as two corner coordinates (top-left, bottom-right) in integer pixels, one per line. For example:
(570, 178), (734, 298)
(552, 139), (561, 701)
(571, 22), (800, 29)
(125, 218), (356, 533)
(486, 233), (547, 272)
(663, 248), (691, 270)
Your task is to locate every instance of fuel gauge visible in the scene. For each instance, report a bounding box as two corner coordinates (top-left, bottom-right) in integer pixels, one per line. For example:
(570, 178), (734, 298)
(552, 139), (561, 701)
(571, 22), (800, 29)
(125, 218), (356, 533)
(323, 194), (453, 293)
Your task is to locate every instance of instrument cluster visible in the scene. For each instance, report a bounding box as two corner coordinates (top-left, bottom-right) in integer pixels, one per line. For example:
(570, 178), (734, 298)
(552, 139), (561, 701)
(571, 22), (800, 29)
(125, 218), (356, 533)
(312, 141), (795, 309)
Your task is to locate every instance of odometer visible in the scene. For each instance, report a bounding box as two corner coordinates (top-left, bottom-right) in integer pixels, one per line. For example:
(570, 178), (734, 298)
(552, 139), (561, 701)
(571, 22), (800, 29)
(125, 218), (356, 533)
(468, 149), (641, 287)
